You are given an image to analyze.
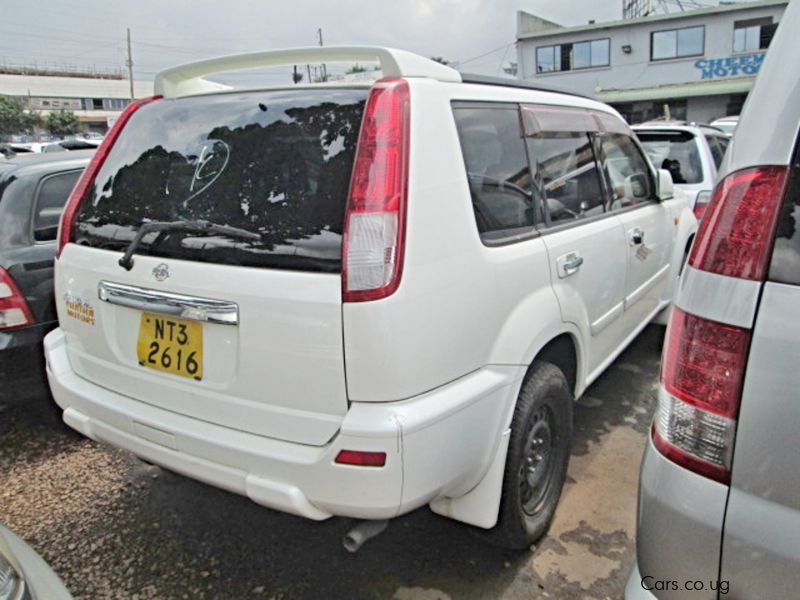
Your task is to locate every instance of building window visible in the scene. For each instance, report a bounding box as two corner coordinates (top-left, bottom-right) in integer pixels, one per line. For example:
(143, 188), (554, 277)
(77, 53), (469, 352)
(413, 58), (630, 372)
(651, 25), (704, 61)
(733, 18), (776, 53)
(103, 98), (130, 110)
(536, 38), (610, 73)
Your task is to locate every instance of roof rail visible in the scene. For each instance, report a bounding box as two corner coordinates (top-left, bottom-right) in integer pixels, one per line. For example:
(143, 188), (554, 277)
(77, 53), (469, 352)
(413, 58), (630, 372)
(459, 74), (595, 101)
(155, 46), (462, 98)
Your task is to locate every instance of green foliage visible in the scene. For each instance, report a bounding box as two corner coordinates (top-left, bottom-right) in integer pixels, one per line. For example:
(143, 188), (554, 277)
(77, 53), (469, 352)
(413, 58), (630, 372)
(0, 95), (41, 135)
(46, 109), (83, 136)
(345, 63), (368, 74)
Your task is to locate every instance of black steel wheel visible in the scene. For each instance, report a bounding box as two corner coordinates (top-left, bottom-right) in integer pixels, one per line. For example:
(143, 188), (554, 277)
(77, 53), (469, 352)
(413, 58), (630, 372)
(485, 360), (573, 550)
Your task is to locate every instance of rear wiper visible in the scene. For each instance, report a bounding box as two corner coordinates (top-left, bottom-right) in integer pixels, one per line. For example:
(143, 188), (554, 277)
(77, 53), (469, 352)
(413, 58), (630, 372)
(118, 219), (261, 271)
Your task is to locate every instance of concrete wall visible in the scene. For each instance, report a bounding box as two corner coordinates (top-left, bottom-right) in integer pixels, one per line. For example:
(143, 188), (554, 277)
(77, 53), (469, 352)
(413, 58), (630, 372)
(687, 95), (729, 123)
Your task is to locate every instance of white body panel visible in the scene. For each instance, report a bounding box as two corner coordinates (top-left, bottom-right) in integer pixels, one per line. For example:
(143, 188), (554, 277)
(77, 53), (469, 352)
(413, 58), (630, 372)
(540, 218), (628, 377)
(55, 246), (348, 446)
(47, 326), (523, 521)
(617, 203), (672, 330)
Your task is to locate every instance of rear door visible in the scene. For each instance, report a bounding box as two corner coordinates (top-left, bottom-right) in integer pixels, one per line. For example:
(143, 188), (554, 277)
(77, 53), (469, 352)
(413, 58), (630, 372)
(522, 105), (629, 376)
(720, 145), (800, 598)
(597, 133), (673, 332)
(57, 89), (368, 446)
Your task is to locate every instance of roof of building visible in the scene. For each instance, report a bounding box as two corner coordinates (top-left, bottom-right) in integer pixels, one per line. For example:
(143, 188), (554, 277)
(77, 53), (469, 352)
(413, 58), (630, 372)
(517, 0), (789, 41)
(0, 74), (154, 99)
(596, 75), (756, 103)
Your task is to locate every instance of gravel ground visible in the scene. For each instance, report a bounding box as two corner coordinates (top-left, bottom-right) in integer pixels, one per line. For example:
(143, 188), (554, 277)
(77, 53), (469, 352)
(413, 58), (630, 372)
(0, 326), (664, 599)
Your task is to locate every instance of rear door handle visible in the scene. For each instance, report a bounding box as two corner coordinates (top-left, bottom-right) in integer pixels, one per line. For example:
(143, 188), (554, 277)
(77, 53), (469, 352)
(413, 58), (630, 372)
(98, 281), (239, 325)
(557, 252), (584, 278)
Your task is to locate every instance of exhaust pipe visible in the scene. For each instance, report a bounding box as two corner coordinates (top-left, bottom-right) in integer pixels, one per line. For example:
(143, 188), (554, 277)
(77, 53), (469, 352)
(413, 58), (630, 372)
(343, 519), (389, 553)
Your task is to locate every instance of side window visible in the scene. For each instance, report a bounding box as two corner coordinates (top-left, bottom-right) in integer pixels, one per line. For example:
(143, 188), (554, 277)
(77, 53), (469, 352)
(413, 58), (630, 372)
(33, 170), (81, 242)
(705, 134), (729, 170)
(453, 106), (538, 241)
(527, 134), (605, 224)
(598, 134), (653, 210)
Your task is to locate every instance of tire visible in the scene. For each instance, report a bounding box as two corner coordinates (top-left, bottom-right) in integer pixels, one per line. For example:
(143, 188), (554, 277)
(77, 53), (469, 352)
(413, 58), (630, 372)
(485, 360), (573, 550)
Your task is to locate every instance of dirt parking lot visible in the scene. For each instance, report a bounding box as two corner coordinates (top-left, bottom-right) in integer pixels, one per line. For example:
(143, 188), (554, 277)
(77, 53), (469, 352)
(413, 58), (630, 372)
(0, 326), (664, 599)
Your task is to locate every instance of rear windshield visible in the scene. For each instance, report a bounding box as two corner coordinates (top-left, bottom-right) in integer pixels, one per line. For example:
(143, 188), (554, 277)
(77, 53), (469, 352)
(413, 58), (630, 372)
(73, 89), (368, 272)
(636, 131), (703, 184)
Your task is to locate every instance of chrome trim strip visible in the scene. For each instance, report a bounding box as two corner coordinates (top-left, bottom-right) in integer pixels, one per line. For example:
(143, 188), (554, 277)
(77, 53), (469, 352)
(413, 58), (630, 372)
(98, 281), (239, 325)
(675, 266), (760, 329)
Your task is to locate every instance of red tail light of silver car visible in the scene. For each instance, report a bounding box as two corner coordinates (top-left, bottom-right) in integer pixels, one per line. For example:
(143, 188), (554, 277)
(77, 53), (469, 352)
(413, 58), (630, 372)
(654, 166), (790, 484)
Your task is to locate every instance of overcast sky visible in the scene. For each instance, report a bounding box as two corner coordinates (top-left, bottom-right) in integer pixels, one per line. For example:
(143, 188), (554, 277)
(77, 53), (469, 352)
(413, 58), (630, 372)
(1, 0), (631, 82)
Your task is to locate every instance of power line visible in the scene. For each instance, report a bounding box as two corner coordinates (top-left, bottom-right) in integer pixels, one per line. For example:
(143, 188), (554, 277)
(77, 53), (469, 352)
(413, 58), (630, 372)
(459, 42), (515, 66)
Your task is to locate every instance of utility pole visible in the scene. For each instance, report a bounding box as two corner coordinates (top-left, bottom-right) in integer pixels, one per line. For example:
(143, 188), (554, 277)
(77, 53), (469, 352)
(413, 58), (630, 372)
(317, 28), (327, 81)
(126, 28), (134, 101)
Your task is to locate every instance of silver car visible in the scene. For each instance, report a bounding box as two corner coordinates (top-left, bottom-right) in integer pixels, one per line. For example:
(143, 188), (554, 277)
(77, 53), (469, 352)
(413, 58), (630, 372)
(627, 1), (800, 598)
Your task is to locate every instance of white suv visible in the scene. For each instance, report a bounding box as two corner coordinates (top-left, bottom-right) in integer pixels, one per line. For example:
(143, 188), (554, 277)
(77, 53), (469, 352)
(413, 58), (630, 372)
(633, 123), (730, 221)
(45, 47), (695, 549)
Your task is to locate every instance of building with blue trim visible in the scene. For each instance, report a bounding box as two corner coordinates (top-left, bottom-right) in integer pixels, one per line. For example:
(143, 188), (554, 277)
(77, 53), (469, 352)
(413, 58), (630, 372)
(516, 0), (788, 124)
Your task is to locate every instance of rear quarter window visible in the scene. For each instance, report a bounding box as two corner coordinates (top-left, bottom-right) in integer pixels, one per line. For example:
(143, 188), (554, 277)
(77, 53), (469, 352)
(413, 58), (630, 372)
(453, 105), (539, 242)
(73, 89), (368, 272)
(769, 144), (800, 286)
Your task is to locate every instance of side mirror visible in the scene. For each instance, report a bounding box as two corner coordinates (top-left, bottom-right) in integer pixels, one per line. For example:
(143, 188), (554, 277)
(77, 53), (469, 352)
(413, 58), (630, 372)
(657, 169), (674, 201)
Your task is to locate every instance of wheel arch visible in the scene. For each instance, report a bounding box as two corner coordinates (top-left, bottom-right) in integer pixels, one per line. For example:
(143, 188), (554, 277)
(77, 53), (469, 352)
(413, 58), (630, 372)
(529, 333), (579, 399)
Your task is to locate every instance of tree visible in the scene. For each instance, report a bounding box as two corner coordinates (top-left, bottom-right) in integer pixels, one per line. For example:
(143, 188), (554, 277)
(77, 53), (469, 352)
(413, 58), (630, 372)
(0, 95), (40, 137)
(345, 63), (368, 74)
(47, 109), (83, 136)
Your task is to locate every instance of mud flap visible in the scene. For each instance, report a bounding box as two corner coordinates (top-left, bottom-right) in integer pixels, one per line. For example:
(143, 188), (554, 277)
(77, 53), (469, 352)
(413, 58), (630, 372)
(429, 428), (511, 529)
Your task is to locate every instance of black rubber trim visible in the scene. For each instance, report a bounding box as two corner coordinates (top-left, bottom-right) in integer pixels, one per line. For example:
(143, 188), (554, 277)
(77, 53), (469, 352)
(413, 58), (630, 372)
(459, 74), (595, 101)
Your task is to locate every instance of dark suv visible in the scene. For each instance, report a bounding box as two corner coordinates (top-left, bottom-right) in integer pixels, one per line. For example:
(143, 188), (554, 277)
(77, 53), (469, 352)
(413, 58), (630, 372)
(0, 151), (92, 361)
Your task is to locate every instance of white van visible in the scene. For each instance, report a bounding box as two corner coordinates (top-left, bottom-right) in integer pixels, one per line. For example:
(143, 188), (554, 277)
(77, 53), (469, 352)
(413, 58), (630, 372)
(46, 47), (695, 549)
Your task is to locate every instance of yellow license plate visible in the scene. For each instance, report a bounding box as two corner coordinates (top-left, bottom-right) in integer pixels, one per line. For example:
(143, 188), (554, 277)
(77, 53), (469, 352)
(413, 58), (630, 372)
(137, 313), (203, 380)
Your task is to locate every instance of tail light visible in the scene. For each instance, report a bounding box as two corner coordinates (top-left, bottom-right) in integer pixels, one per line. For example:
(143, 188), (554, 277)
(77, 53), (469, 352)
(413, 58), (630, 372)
(0, 267), (34, 331)
(692, 190), (712, 220)
(689, 166), (789, 280)
(655, 165), (789, 484)
(654, 309), (749, 483)
(57, 96), (162, 258)
(342, 78), (410, 302)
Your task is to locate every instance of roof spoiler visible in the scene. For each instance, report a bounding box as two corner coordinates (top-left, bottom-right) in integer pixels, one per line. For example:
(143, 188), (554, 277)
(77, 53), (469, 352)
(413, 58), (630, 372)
(154, 46), (462, 98)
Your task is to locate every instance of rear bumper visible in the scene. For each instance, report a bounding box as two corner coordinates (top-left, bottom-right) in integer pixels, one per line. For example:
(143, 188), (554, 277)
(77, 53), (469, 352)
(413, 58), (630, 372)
(633, 437), (727, 599)
(625, 558), (658, 600)
(45, 327), (522, 521)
